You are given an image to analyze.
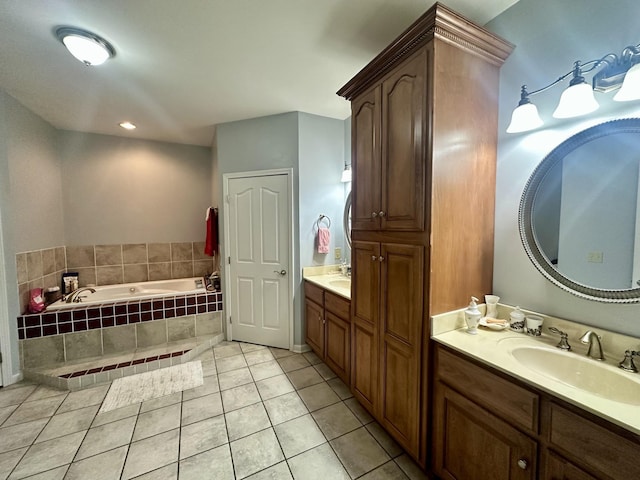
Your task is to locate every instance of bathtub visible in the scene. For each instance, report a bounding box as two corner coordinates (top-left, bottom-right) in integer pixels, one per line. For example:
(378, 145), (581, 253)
(46, 277), (207, 311)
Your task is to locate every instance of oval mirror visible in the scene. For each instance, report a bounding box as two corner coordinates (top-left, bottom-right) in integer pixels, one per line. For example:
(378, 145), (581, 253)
(344, 191), (352, 249)
(519, 118), (640, 303)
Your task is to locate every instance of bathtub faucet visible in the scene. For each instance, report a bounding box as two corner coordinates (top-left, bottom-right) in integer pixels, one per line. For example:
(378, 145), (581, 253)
(65, 287), (96, 303)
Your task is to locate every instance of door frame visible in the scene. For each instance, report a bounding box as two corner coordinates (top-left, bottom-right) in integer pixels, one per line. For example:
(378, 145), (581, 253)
(222, 168), (294, 350)
(0, 207), (12, 386)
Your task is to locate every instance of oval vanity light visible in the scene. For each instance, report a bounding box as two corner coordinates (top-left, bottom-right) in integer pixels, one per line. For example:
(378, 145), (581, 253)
(56, 27), (115, 66)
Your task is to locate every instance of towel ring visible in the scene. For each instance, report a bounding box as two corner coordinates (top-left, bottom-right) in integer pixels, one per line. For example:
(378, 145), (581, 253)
(316, 214), (331, 229)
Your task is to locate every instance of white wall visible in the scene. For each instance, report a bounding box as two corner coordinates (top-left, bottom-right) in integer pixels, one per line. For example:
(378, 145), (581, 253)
(488, 0), (640, 336)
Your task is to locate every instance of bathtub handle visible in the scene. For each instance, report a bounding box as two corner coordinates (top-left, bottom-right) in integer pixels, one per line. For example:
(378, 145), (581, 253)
(274, 269), (287, 276)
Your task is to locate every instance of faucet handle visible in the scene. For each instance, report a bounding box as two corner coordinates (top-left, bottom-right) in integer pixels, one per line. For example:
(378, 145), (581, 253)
(619, 350), (639, 373)
(548, 327), (571, 351)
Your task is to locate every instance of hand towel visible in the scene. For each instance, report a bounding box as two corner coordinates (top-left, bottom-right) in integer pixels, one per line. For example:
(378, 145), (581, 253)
(204, 207), (219, 256)
(317, 227), (330, 254)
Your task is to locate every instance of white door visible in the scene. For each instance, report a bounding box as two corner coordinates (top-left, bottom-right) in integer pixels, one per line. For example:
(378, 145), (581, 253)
(227, 173), (291, 348)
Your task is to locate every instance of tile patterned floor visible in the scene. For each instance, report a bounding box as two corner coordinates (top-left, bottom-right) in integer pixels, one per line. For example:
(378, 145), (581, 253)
(0, 342), (429, 479)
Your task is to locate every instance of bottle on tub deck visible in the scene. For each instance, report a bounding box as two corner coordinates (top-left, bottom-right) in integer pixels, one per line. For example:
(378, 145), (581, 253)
(464, 296), (482, 335)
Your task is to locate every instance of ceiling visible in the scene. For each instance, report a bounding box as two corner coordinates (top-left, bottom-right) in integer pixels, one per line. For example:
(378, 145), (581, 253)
(0, 0), (518, 147)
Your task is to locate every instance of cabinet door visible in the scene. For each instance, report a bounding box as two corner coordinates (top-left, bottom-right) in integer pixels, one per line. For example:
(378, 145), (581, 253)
(543, 451), (598, 480)
(325, 311), (350, 384)
(433, 383), (537, 480)
(351, 86), (382, 231)
(305, 299), (324, 358)
(350, 241), (380, 413)
(380, 50), (426, 231)
(379, 243), (424, 456)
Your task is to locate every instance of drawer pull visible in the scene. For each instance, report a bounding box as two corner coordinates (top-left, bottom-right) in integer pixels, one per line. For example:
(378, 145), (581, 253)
(517, 459), (528, 470)
(371, 255), (377, 261)
(378, 256), (385, 262)
(371, 212), (378, 218)
(379, 211), (386, 217)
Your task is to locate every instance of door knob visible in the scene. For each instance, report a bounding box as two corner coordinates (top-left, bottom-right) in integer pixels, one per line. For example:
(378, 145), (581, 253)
(274, 269), (287, 276)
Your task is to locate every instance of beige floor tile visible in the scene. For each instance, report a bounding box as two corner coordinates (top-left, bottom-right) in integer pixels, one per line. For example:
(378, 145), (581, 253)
(0, 385), (37, 407)
(240, 343), (267, 353)
(255, 375), (294, 401)
(132, 403), (181, 441)
(221, 383), (261, 412)
(0, 418), (48, 453)
(277, 355), (310, 373)
(225, 402), (271, 441)
(57, 384), (109, 414)
(179, 444), (234, 480)
(213, 343), (242, 360)
(269, 348), (295, 359)
(330, 427), (390, 478)
(303, 351), (322, 365)
(273, 414), (325, 458)
(366, 422), (404, 457)
(218, 367), (253, 391)
(216, 354), (248, 373)
(200, 359), (217, 377)
(24, 386), (67, 402)
(65, 445), (127, 480)
(21, 464), (68, 479)
(395, 454), (429, 480)
(182, 375), (219, 401)
(360, 460), (409, 479)
(327, 377), (352, 399)
(298, 383), (340, 412)
(36, 405), (99, 443)
(179, 415), (228, 460)
(9, 430), (85, 479)
(230, 428), (284, 480)
(3, 394), (66, 427)
(0, 447), (28, 480)
(287, 366), (324, 390)
(287, 443), (349, 480)
(0, 405), (18, 426)
(313, 363), (337, 381)
(75, 416), (136, 460)
(243, 349), (274, 366)
(344, 397), (374, 424)
(121, 428), (180, 479)
(181, 393), (223, 426)
(140, 392), (182, 413)
(312, 402), (362, 440)
(245, 461), (292, 479)
(248, 360), (283, 382)
(130, 462), (177, 479)
(263, 392), (308, 426)
(92, 403), (140, 427)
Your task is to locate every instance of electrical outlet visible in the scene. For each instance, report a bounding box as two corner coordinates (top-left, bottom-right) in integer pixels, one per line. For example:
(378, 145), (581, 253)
(335, 247), (342, 260)
(587, 251), (603, 263)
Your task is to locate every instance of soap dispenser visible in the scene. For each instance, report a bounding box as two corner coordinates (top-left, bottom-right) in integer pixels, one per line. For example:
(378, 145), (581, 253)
(464, 296), (481, 335)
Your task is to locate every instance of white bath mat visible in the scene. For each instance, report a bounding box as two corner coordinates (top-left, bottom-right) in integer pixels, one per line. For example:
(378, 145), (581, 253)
(99, 361), (203, 413)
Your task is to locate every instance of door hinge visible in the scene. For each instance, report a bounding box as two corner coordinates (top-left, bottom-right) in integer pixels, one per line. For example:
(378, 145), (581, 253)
(228, 256), (231, 264)
(229, 316), (232, 324)
(225, 194), (230, 204)
(0, 351), (2, 364)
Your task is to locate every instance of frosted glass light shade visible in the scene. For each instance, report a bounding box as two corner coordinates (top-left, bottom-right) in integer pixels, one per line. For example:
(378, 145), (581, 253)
(341, 166), (352, 183)
(506, 103), (544, 133)
(56, 28), (115, 66)
(614, 63), (640, 101)
(553, 82), (599, 118)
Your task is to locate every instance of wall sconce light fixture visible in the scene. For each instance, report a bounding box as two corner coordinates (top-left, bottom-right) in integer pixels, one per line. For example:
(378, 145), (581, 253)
(55, 27), (115, 66)
(507, 43), (640, 133)
(340, 163), (352, 183)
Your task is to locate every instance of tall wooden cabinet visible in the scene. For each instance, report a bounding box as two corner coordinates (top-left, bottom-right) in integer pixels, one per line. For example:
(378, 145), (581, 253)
(338, 3), (513, 466)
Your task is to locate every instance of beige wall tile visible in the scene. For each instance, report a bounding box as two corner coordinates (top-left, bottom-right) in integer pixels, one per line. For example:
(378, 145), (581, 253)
(149, 263), (171, 281)
(97, 266), (124, 286)
(64, 330), (103, 362)
(76, 267), (97, 287)
(16, 253), (27, 284)
(67, 245), (95, 268)
(103, 325), (137, 354)
(167, 316), (196, 342)
(123, 244), (148, 264)
(18, 283), (29, 314)
(95, 244), (123, 266)
(55, 247), (66, 271)
(193, 242), (210, 260)
(23, 336), (65, 369)
(42, 248), (56, 276)
(124, 264), (149, 283)
(26, 251), (43, 281)
(148, 243), (171, 263)
(171, 242), (193, 261)
(194, 260), (214, 277)
(43, 273), (59, 290)
(136, 321), (168, 348)
(171, 261), (193, 279)
(195, 312), (222, 336)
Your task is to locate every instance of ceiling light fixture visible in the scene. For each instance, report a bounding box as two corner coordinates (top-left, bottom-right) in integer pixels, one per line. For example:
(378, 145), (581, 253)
(55, 27), (115, 66)
(119, 122), (136, 130)
(507, 43), (640, 133)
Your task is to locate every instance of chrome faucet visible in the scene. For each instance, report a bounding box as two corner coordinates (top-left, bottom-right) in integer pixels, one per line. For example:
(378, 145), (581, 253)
(618, 350), (639, 373)
(580, 330), (605, 360)
(65, 287), (96, 303)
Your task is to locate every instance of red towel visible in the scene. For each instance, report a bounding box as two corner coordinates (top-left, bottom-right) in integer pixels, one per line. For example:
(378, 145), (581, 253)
(317, 227), (330, 254)
(204, 207), (218, 256)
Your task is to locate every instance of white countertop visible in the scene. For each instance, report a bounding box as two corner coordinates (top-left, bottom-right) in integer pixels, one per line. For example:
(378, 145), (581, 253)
(302, 266), (351, 300)
(432, 308), (640, 435)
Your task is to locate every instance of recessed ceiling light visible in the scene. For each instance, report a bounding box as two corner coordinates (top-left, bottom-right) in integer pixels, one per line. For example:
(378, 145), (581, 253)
(119, 122), (136, 130)
(55, 27), (115, 66)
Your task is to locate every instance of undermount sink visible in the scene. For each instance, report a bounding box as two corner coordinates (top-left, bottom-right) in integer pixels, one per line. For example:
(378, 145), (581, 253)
(509, 345), (640, 405)
(329, 279), (351, 289)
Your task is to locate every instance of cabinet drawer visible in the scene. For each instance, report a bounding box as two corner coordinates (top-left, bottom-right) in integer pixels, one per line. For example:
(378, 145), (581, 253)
(304, 281), (324, 306)
(548, 403), (640, 478)
(436, 346), (539, 434)
(325, 291), (350, 320)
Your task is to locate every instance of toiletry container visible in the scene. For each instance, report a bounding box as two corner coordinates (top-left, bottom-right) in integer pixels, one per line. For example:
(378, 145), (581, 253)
(464, 296), (482, 335)
(509, 306), (525, 332)
(485, 294), (499, 318)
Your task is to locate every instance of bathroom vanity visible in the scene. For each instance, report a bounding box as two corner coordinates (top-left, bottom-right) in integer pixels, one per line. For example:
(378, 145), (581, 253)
(431, 309), (640, 480)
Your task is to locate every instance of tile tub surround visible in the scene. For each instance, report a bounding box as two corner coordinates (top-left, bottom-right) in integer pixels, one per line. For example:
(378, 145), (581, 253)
(16, 241), (215, 314)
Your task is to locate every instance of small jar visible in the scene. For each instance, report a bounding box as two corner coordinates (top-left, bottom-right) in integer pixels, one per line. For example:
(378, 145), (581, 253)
(509, 306), (525, 332)
(44, 286), (62, 305)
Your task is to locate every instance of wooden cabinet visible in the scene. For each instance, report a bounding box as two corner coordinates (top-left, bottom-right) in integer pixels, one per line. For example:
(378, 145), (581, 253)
(303, 280), (351, 384)
(338, 2), (513, 466)
(433, 343), (640, 480)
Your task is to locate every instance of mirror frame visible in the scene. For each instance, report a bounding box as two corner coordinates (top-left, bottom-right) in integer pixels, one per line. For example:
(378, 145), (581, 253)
(519, 118), (640, 303)
(344, 191), (352, 249)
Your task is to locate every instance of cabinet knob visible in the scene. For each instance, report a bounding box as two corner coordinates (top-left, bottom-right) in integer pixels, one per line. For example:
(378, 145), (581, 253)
(378, 256), (385, 262)
(371, 255), (377, 261)
(517, 459), (528, 470)
(378, 211), (385, 217)
(371, 212), (378, 218)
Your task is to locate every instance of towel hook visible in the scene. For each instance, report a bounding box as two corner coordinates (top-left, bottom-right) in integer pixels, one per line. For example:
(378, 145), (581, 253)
(316, 214), (331, 229)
